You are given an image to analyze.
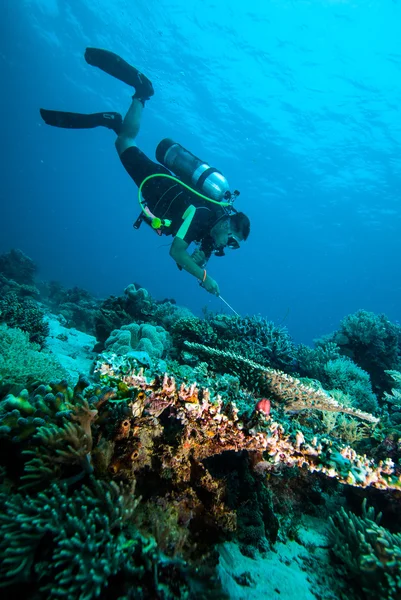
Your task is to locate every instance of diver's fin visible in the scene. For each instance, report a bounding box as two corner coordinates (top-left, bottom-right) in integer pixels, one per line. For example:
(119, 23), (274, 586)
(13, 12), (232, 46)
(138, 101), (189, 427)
(40, 109), (122, 134)
(84, 47), (154, 101)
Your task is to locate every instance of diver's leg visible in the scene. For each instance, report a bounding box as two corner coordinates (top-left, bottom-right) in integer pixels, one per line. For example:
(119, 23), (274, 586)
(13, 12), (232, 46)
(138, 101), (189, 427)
(115, 98), (143, 156)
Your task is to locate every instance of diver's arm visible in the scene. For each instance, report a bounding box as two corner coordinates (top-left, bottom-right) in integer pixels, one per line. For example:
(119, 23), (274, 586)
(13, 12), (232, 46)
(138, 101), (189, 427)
(170, 237), (205, 280)
(191, 248), (208, 268)
(170, 237), (220, 295)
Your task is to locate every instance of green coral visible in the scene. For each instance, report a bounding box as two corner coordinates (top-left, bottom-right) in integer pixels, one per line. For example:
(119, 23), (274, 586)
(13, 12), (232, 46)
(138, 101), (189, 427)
(0, 324), (69, 394)
(0, 477), (227, 599)
(329, 499), (401, 599)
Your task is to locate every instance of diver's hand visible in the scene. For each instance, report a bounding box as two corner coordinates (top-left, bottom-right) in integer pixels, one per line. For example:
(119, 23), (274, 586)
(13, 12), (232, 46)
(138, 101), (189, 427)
(191, 248), (207, 267)
(203, 275), (220, 296)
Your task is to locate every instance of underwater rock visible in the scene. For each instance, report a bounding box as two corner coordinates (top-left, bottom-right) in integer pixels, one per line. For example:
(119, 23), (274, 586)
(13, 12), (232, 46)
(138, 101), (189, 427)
(0, 248), (37, 285)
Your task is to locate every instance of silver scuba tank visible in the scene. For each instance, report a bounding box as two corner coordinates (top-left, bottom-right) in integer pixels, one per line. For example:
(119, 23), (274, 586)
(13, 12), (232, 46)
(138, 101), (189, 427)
(155, 138), (230, 202)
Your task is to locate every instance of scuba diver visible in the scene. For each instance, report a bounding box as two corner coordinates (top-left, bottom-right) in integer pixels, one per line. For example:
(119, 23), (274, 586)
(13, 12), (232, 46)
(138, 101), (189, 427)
(40, 48), (251, 296)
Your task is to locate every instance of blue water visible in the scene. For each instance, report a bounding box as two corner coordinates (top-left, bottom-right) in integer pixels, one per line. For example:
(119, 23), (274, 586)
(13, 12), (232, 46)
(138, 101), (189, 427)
(2, 0), (400, 344)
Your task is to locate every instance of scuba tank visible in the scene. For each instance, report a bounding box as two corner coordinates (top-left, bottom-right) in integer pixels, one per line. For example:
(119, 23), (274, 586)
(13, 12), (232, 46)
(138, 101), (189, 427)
(155, 138), (230, 202)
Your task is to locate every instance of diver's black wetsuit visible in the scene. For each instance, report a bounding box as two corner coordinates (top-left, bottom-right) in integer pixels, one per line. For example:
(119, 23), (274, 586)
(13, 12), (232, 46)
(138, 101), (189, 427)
(121, 146), (225, 255)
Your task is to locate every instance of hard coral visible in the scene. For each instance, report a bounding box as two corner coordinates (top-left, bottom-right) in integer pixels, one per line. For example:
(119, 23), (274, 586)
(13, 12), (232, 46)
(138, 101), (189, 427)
(0, 292), (49, 347)
(94, 284), (155, 348)
(327, 310), (401, 396)
(173, 314), (296, 371)
(297, 342), (379, 414)
(105, 322), (170, 360)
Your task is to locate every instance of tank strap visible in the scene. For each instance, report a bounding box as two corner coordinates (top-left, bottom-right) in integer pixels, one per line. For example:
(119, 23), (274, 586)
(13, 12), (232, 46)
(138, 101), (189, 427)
(195, 167), (221, 191)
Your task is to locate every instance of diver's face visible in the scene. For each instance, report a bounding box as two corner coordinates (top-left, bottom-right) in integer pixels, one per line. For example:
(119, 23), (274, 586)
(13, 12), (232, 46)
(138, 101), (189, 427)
(211, 219), (242, 250)
(211, 218), (230, 249)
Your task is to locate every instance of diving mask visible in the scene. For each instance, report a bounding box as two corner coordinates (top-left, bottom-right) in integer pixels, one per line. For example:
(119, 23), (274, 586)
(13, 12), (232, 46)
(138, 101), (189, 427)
(227, 234), (241, 250)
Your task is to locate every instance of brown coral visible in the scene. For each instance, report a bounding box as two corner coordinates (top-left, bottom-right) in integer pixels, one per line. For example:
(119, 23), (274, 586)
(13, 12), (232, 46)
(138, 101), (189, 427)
(95, 360), (400, 492)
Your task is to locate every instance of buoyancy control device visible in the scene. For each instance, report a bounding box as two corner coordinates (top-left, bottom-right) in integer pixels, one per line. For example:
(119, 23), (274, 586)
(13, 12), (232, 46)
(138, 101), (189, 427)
(134, 139), (240, 232)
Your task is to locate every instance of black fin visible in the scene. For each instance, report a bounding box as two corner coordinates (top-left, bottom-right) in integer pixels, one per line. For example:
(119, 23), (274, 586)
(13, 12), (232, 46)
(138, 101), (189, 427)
(40, 109), (122, 134)
(84, 47), (154, 100)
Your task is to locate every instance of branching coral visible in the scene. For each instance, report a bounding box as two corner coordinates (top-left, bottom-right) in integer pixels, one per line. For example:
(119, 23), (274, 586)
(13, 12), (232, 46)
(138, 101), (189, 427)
(329, 499), (401, 599)
(173, 314), (296, 371)
(184, 342), (379, 424)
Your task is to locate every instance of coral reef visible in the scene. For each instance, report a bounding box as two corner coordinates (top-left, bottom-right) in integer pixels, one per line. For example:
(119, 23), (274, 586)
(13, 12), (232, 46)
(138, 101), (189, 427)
(0, 478), (224, 599)
(41, 281), (100, 334)
(0, 324), (69, 394)
(297, 342), (379, 414)
(94, 284), (192, 349)
(173, 314), (296, 371)
(1, 249), (401, 599)
(0, 292), (49, 347)
(384, 370), (401, 424)
(329, 499), (401, 599)
(0, 248), (37, 285)
(183, 342), (379, 423)
(95, 355), (397, 490)
(323, 310), (401, 396)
